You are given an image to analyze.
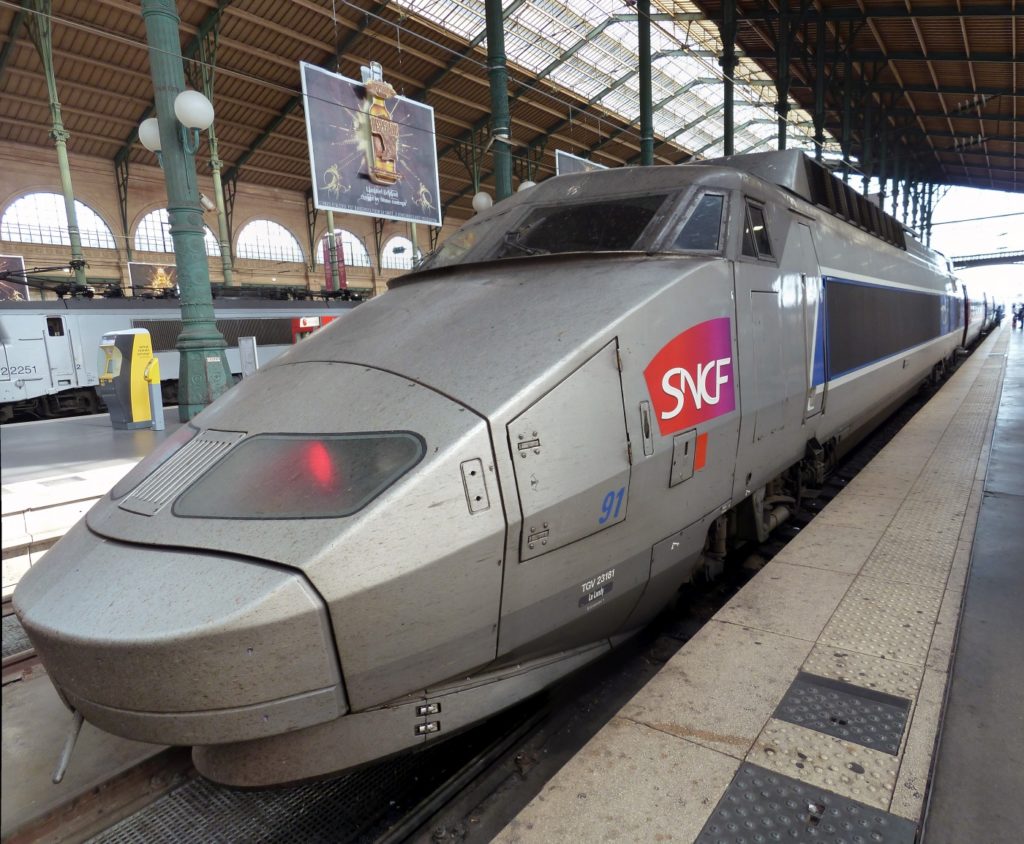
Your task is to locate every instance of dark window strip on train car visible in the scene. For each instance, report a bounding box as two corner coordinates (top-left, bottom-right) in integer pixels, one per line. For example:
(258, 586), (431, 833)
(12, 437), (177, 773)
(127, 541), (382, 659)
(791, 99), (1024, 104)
(132, 318), (296, 351)
(824, 276), (959, 379)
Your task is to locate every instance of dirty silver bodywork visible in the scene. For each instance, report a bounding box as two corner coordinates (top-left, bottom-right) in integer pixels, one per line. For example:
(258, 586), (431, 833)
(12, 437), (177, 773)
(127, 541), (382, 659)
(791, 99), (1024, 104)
(13, 153), (964, 785)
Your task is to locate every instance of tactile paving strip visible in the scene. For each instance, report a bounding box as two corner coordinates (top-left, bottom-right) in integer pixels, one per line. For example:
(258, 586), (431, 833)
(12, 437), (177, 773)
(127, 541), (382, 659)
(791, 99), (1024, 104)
(859, 535), (956, 590)
(752, 719), (899, 809)
(1, 613), (31, 659)
(696, 763), (916, 844)
(819, 577), (944, 666)
(801, 644), (923, 700)
(774, 672), (911, 755)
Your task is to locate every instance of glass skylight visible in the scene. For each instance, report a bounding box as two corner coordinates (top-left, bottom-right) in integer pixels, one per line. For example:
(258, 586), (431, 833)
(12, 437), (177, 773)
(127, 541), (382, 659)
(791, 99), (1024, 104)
(396, 0), (835, 162)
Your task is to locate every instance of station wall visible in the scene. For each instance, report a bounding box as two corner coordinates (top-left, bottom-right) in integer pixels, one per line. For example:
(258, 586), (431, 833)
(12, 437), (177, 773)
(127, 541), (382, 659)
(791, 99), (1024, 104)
(0, 140), (461, 298)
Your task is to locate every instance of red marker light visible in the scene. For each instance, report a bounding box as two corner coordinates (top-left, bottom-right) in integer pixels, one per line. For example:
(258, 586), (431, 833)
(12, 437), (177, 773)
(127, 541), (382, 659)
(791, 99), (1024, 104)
(305, 441), (335, 488)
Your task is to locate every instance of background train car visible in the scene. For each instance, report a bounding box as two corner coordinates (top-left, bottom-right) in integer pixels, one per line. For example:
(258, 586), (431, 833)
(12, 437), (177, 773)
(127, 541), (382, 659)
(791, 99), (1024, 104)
(0, 297), (358, 421)
(14, 152), (977, 786)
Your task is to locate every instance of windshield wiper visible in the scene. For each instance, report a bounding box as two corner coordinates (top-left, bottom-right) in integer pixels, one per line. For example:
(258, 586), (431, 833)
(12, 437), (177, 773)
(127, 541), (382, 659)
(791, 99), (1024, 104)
(502, 229), (549, 256)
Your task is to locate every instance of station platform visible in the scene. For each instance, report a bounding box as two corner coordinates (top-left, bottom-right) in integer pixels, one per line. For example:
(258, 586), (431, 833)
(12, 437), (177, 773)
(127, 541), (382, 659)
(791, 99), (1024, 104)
(1, 410), (183, 598)
(2, 410), (185, 841)
(499, 326), (1020, 843)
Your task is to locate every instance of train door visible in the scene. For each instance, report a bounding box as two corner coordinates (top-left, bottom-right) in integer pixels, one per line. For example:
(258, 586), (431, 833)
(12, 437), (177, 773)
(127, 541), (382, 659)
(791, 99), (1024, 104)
(793, 222), (826, 419)
(498, 339), (638, 659)
(43, 316), (78, 390)
(732, 207), (820, 500)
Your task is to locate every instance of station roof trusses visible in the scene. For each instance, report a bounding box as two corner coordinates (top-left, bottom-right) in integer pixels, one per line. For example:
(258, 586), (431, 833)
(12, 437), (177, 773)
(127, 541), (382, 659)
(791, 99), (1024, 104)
(691, 0), (1021, 193)
(0, 1), (1019, 229)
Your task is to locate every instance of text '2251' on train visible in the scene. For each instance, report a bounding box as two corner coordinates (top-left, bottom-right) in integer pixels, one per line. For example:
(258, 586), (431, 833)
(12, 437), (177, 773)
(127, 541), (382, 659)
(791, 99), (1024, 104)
(15, 151), (996, 786)
(0, 297), (358, 422)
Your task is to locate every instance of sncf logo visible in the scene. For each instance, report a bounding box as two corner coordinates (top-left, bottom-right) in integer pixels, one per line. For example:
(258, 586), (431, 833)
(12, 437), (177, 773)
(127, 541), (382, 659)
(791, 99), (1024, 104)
(643, 317), (736, 436)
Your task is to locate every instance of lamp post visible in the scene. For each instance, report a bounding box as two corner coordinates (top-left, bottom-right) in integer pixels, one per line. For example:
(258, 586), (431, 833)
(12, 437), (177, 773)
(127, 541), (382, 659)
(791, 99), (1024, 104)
(138, 0), (231, 421)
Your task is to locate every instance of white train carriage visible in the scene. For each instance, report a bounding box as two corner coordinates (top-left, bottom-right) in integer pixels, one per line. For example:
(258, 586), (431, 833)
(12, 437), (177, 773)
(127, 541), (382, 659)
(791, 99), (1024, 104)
(0, 298), (356, 421)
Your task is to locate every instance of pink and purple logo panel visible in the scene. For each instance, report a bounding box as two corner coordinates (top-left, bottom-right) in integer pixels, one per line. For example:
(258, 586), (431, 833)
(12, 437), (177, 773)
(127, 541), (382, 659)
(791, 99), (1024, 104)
(643, 317), (736, 437)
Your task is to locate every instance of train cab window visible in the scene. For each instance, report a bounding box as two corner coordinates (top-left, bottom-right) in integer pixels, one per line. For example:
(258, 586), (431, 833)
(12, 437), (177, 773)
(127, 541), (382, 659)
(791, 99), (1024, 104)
(46, 317), (65, 337)
(672, 193), (725, 252)
(742, 203), (774, 260)
(494, 193), (670, 259)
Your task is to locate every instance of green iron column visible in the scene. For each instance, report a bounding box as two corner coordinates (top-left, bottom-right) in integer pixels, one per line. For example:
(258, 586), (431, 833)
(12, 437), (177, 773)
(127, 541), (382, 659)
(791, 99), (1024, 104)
(638, 0), (654, 165)
(878, 117), (888, 209)
(140, 0), (231, 419)
(924, 183), (935, 246)
(813, 16), (826, 160)
(861, 98), (873, 196)
(207, 132), (234, 286)
(195, 25), (233, 286)
(841, 24), (853, 183)
(484, 0), (512, 200)
(775, 0), (790, 151)
(719, 0), (737, 156)
(26, 0), (86, 287)
(325, 210), (342, 291)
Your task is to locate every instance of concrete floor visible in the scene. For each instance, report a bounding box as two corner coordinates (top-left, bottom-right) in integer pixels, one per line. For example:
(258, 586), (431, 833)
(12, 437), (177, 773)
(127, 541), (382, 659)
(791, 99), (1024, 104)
(923, 326), (1024, 843)
(1, 673), (166, 839)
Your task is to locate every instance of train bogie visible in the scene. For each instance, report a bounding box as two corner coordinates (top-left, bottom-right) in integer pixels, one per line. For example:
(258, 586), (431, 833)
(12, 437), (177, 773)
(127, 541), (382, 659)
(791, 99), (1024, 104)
(14, 152), (976, 785)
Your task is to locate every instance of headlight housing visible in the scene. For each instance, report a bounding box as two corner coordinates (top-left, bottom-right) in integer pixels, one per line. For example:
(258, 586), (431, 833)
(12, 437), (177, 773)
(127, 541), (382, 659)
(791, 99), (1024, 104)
(173, 432), (425, 519)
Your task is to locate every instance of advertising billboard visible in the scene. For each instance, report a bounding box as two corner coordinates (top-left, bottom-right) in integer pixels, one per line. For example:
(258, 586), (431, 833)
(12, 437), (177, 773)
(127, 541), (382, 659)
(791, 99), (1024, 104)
(0, 255), (29, 301)
(555, 150), (609, 176)
(128, 262), (178, 296)
(301, 61), (442, 227)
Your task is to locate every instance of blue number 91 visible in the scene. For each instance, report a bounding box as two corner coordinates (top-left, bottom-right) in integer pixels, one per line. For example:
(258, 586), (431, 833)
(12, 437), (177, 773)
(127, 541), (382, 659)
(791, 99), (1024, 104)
(599, 486), (626, 524)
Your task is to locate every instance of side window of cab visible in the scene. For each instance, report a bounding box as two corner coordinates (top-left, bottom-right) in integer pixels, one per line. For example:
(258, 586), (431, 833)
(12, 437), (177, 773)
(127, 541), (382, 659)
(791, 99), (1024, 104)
(670, 192), (726, 253)
(741, 201), (774, 261)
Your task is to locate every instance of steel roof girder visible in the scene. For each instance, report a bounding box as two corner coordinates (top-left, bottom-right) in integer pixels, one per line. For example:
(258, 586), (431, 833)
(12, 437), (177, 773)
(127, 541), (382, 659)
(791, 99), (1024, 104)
(418, 0), (528, 97)
(788, 81), (1016, 97)
(751, 3), (1014, 21)
(221, 1), (395, 188)
(0, 3), (27, 85)
(744, 48), (1017, 63)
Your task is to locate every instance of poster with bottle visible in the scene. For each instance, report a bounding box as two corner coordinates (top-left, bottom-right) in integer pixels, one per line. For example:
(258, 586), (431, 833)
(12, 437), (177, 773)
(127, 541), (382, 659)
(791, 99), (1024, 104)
(301, 61), (442, 227)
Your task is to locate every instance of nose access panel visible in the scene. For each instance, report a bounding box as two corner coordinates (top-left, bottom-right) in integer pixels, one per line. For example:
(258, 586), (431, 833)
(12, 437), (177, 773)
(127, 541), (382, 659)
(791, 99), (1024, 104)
(509, 341), (631, 561)
(13, 521), (345, 746)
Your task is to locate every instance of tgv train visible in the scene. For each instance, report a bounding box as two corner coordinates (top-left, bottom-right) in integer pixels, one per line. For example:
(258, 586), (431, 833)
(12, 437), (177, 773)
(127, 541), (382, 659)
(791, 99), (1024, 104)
(14, 152), (991, 787)
(0, 298), (357, 422)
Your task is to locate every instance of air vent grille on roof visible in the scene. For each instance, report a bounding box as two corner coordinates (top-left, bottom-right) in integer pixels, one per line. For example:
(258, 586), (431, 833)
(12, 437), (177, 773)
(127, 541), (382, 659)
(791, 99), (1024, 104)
(119, 429), (245, 516)
(705, 151), (907, 251)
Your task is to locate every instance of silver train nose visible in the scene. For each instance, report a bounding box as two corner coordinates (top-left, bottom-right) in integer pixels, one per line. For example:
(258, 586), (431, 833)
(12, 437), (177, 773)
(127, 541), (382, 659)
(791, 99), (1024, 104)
(13, 521), (346, 746)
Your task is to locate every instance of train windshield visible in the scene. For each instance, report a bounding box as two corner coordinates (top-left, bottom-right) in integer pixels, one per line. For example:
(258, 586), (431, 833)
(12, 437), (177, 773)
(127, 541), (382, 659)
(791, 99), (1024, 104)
(173, 432), (425, 519)
(419, 191), (674, 270)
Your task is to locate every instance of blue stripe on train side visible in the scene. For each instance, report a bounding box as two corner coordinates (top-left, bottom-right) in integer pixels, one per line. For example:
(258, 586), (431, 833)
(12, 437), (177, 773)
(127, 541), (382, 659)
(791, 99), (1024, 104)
(812, 279), (827, 388)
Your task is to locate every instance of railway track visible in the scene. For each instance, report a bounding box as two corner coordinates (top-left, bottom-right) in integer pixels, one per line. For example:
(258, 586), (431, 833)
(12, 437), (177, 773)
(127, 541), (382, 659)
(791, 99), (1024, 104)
(6, 372), (944, 844)
(2, 598), (39, 684)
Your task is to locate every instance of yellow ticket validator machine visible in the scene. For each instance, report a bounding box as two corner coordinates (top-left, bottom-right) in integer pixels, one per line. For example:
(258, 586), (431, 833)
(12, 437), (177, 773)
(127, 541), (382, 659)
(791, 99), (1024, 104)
(98, 329), (154, 429)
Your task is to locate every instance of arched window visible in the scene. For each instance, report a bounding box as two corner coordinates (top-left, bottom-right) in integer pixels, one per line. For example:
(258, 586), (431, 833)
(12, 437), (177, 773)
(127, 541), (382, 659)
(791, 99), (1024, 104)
(236, 220), (304, 263)
(134, 208), (220, 256)
(1, 192), (116, 248)
(381, 235), (419, 270)
(318, 229), (371, 268)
